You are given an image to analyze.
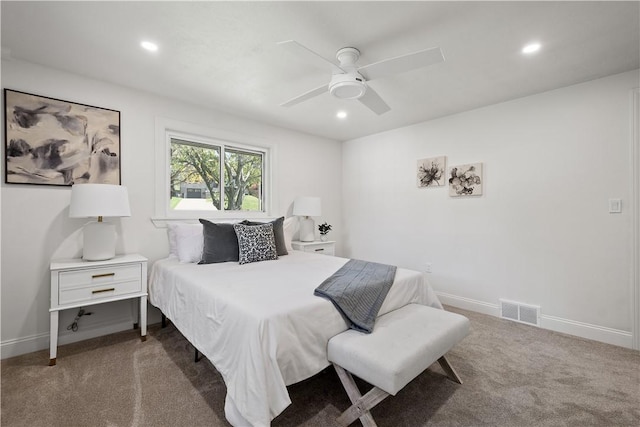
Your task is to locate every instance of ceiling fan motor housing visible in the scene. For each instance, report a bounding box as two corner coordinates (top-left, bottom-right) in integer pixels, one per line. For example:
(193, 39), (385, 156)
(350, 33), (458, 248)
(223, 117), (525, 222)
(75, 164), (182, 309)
(330, 47), (367, 99)
(329, 73), (367, 99)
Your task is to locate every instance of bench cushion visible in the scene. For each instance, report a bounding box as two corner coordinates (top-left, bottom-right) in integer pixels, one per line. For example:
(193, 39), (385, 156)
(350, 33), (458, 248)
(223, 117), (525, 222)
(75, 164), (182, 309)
(327, 304), (469, 395)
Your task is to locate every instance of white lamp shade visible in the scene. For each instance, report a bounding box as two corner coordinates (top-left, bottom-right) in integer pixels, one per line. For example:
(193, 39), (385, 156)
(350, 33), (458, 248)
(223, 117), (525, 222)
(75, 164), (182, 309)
(293, 197), (321, 217)
(69, 184), (131, 218)
(69, 184), (130, 261)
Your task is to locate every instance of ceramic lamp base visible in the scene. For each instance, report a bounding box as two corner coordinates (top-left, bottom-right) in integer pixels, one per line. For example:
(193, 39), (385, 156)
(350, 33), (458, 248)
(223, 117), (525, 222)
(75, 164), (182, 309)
(82, 221), (117, 261)
(299, 217), (315, 242)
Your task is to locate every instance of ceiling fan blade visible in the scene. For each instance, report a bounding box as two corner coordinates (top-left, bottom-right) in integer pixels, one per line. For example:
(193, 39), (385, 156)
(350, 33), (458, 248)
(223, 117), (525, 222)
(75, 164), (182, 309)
(277, 40), (345, 74)
(280, 84), (328, 107)
(358, 47), (444, 81)
(358, 86), (390, 115)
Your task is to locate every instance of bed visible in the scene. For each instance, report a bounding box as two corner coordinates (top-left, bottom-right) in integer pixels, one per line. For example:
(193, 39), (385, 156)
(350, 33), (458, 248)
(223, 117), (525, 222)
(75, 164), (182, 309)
(149, 229), (442, 426)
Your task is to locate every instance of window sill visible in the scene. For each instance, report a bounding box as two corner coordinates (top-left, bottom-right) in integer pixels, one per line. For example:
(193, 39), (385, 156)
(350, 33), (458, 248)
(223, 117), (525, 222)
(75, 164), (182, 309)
(151, 214), (277, 228)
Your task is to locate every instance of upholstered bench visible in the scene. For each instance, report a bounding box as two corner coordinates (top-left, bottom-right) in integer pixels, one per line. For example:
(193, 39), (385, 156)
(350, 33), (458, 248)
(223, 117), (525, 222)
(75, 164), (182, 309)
(327, 303), (470, 427)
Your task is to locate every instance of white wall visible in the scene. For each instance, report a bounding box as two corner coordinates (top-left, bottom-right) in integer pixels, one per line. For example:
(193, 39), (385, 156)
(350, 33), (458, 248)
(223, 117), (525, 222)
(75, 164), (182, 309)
(0, 59), (343, 358)
(343, 70), (639, 348)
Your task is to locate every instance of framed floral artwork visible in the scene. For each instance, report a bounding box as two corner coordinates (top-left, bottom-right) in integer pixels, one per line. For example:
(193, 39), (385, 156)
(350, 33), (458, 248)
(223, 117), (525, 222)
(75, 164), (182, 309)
(448, 162), (483, 196)
(4, 89), (120, 186)
(417, 156), (446, 187)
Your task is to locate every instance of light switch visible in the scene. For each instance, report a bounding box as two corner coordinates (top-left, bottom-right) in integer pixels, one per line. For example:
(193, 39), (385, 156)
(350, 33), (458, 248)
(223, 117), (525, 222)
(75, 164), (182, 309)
(609, 199), (622, 213)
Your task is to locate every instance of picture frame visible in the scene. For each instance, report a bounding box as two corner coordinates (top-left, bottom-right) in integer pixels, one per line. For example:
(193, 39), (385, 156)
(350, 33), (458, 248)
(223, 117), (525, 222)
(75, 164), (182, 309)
(4, 89), (121, 186)
(417, 156), (446, 187)
(448, 162), (483, 197)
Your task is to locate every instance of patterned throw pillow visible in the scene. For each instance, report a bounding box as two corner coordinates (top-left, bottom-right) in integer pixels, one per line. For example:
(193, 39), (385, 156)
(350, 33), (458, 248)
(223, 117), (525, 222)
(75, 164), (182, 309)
(241, 216), (288, 256)
(233, 223), (278, 265)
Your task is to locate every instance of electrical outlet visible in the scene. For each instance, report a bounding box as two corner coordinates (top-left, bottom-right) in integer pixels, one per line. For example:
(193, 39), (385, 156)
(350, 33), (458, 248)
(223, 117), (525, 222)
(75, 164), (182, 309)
(609, 198), (622, 213)
(425, 263), (432, 273)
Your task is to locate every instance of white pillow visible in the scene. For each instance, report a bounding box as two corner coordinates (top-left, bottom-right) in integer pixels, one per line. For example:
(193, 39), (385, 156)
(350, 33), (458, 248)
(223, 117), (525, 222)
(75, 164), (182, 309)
(283, 216), (297, 253)
(167, 225), (178, 257)
(167, 223), (203, 263)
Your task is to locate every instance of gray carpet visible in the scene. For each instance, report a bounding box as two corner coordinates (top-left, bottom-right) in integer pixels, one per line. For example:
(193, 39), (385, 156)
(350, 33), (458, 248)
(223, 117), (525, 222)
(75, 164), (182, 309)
(2, 307), (639, 426)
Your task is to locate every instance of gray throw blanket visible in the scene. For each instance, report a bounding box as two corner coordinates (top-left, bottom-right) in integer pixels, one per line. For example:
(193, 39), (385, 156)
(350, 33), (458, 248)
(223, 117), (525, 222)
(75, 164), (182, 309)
(314, 259), (397, 333)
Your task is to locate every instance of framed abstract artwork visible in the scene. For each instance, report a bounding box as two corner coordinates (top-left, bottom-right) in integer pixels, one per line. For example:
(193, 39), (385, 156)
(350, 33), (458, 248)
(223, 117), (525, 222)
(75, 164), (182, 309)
(417, 156), (446, 187)
(4, 89), (121, 186)
(448, 162), (483, 197)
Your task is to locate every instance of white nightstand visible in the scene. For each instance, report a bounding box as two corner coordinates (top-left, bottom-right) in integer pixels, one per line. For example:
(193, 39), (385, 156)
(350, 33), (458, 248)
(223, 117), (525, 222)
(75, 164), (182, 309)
(49, 254), (148, 366)
(291, 240), (336, 256)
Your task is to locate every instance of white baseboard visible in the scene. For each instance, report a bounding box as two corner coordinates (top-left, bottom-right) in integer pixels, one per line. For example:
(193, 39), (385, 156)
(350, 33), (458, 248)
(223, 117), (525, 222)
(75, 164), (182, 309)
(437, 292), (501, 317)
(436, 292), (633, 349)
(1, 319), (136, 360)
(539, 314), (633, 349)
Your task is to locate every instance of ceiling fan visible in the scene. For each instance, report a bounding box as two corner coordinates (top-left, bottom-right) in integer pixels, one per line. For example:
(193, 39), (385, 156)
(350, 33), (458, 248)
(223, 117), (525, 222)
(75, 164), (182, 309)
(278, 40), (445, 115)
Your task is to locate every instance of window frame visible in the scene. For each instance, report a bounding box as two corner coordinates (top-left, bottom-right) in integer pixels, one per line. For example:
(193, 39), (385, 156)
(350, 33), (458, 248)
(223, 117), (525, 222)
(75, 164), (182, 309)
(154, 117), (275, 224)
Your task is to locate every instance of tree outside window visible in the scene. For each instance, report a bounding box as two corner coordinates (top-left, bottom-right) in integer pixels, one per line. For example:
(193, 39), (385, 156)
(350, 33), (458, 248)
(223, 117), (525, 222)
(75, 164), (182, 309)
(170, 138), (264, 212)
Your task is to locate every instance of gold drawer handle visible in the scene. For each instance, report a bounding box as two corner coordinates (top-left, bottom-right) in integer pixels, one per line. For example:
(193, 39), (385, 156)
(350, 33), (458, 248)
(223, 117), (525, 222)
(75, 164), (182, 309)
(92, 288), (115, 294)
(315, 248), (325, 252)
(92, 272), (115, 279)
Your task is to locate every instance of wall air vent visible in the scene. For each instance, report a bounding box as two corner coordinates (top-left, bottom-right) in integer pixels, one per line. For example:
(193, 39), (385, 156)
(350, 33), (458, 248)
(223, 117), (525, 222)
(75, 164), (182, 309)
(499, 299), (540, 326)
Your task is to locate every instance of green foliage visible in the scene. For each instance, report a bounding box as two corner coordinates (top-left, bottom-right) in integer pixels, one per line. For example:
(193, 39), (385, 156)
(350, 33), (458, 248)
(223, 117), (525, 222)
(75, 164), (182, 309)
(171, 141), (221, 209)
(170, 197), (182, 209)
(223, 149), (262, 211)
(241, 195), (259, 211)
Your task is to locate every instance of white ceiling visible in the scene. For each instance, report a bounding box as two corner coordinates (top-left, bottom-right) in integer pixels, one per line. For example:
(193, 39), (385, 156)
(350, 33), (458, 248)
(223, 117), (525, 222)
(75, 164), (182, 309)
(1, 1), (639, 142)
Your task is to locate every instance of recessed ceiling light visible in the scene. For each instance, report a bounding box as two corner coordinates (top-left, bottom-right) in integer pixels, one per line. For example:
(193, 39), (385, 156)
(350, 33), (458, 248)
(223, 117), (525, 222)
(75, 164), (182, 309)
(141, 41), (158, 52)
(522, 42), (541, 54)
(336, 111), (347, 119)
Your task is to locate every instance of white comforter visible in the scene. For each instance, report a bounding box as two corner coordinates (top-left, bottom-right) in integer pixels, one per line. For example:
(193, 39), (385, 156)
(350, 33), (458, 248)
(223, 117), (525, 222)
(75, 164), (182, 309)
(148, 251), (442, 426)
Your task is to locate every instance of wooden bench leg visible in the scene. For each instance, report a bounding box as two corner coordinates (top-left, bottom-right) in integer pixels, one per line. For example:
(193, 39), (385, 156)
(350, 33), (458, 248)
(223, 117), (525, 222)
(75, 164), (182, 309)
(438, 355), (463, 384)
(333, 364), (389, 427)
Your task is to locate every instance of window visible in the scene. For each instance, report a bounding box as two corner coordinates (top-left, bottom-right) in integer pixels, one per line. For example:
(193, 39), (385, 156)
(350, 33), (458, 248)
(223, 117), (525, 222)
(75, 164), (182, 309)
(155, 118), (272, 221)
(170, 138), (264, 213)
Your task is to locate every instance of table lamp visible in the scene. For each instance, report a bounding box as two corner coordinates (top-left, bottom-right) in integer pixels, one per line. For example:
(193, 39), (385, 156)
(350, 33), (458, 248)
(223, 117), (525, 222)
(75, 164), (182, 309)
(293, 196), (321, 242)
(69, 184), (131, 261)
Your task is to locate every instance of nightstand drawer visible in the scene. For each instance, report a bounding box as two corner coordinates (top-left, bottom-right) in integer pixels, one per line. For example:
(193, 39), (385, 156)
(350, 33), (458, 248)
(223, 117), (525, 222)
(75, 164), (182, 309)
(59, 279), (142, 305)
(302, 242), (335, 256)
(58, 264), (142, 305)
(58, 264), (142, 288)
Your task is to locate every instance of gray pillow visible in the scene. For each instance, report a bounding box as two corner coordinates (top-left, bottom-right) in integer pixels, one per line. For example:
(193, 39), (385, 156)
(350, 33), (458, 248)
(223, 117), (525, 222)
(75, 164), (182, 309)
(234, 223), (278, 265)
(241, 216), (288, 256)
(199, 219), (240, 264)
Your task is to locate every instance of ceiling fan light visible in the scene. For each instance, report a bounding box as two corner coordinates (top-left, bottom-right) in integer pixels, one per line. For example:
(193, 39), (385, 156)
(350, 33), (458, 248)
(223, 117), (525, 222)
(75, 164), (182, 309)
(329, 74), (367, 99)
(331, 82), (366, 99)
